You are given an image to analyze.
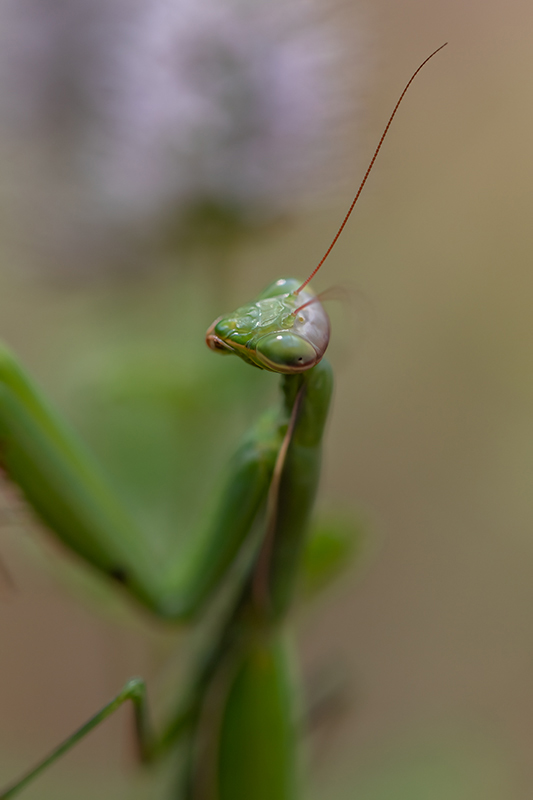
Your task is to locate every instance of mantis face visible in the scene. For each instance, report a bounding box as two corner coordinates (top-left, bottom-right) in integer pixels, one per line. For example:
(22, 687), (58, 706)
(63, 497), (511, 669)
(207, 41), (447, 377)
(206, 277), (330, 374)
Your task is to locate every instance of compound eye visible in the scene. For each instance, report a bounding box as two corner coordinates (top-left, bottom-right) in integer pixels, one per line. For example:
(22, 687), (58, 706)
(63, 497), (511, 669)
(255, 332), (317, 373)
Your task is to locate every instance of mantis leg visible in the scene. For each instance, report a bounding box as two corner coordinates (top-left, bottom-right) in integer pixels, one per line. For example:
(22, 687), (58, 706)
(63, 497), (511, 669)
(254, 359), (334, 620)
(0, 679), (153, 799)
(0, 343), (281, 619)
(0, 337), (333, 799)
(181, 361), (334, 800)
(0, 604), (247, 799)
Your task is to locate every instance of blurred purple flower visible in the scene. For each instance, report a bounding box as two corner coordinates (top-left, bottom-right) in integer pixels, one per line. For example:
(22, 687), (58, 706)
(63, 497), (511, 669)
(0, 0), (358, 275)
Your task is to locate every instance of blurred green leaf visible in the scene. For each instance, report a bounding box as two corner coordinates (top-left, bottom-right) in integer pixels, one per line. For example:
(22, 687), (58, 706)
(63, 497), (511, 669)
(300, 514), (364, 598)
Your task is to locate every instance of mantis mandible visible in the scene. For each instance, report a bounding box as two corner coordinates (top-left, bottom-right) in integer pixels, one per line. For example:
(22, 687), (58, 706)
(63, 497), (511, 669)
(0, 44), (446, 800)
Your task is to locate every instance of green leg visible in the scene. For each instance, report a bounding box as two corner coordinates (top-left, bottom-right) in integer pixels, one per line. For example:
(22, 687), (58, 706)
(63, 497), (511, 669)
(0, 350), (332, 799)
(0, 612), (257, 799)
(0, 343), (281, 619)
(0, 679), (153, 799)
(0, 652), (232, 800)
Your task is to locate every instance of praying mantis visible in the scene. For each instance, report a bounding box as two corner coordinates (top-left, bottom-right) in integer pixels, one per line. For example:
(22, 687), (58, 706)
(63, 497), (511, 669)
(0, 44), (446, 800)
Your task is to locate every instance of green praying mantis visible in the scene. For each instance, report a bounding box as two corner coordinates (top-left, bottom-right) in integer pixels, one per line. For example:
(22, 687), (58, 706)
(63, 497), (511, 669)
(0, 44), (446, 800)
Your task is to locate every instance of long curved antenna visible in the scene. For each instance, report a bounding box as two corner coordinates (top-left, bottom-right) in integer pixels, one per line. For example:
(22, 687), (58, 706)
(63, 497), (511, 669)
(295, 42), (447, 295)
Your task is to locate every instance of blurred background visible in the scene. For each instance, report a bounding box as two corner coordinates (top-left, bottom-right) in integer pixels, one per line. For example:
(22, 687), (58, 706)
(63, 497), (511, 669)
(0, 0), (532, 797)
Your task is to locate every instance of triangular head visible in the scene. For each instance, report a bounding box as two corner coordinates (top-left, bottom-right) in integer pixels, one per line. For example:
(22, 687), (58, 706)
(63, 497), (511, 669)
(206, 278), (330, 374)
(207, 44), (448, 376)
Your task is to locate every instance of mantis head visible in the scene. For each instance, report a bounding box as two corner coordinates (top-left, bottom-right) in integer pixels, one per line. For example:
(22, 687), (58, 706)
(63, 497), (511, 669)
(206, 278), (330, 374)
(207, 44), (447, 375)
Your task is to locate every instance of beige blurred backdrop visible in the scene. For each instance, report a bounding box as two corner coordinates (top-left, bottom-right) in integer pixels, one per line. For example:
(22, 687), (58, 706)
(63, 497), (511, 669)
(1, 0), (533, 798)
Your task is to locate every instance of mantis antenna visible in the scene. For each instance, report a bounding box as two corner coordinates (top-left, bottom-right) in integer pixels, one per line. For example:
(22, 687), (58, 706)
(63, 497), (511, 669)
(295, 42), (448, 296)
